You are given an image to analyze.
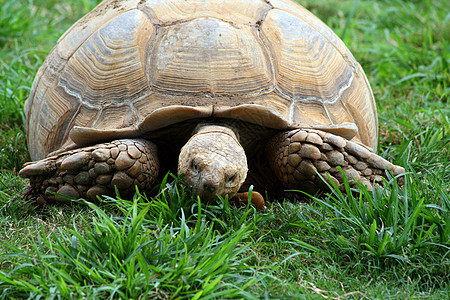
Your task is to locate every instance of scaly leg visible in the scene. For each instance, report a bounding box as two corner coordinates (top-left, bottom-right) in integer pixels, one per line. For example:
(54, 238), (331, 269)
(19, 139), (159, 204)
(267, 129), (404, 194)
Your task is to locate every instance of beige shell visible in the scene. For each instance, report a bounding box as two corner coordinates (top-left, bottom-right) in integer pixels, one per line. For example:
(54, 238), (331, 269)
(25, 0), (377, 161)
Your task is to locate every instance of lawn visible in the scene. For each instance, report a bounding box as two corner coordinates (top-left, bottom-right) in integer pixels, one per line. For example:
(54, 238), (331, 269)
(0, 0), (449, 298)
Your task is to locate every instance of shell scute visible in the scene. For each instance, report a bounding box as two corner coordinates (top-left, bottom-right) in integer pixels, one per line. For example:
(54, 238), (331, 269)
(150, 17), (273, 94)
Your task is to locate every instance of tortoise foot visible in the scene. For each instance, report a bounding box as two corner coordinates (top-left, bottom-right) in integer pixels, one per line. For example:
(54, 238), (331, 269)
(19, 139), (159, 204)
(267, 129), (405, 193)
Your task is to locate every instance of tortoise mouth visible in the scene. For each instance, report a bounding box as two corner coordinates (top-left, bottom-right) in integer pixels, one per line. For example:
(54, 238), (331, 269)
(191, 181), (219, 202)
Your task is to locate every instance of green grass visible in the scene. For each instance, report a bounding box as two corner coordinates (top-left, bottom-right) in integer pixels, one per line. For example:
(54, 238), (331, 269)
(1, 0), (449, 298)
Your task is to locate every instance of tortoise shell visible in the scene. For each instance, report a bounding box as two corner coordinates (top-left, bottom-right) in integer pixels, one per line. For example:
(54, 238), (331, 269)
(25, 0), (377, 161)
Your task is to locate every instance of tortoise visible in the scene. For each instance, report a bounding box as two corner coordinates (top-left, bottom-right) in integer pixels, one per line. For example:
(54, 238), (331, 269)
(19, 0), (404, 206)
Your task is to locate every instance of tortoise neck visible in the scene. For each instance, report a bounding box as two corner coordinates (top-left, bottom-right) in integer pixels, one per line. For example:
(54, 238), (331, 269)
(192, 123), (240, 145)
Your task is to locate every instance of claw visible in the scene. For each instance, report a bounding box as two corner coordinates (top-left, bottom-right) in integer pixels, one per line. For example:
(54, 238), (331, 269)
(19, 160), (57, 177)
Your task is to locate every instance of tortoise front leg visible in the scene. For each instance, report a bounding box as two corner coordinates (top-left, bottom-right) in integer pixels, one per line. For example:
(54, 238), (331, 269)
(19, 139), (159, 204)
(267, 129), (404, 193)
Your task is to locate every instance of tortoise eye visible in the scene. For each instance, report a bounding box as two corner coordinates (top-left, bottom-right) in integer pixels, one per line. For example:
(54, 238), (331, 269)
(228, 173), (237, 182)
(191, 160), (198, 171)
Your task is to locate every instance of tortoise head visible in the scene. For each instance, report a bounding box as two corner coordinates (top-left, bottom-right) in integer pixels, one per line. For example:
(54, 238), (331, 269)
(178, 124), (248, 201)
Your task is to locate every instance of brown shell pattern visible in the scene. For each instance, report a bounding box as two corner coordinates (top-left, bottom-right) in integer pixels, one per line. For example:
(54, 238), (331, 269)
(25, 0), (377, 161)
